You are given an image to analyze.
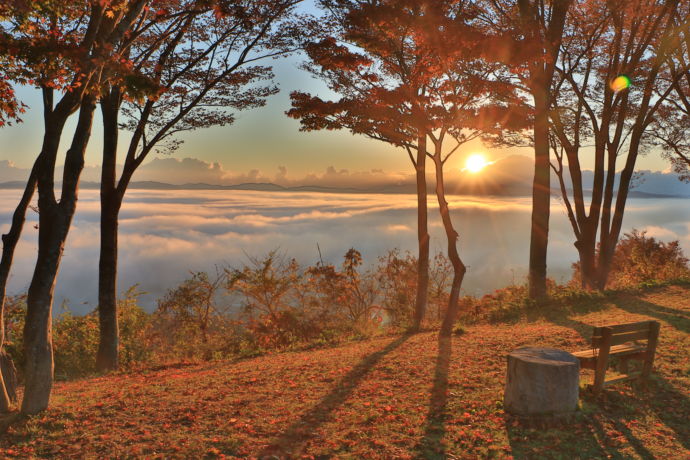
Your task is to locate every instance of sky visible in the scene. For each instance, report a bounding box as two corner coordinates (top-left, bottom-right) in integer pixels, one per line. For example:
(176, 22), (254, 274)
(0, 1), (687, 311)
(0, 33), (677, 186)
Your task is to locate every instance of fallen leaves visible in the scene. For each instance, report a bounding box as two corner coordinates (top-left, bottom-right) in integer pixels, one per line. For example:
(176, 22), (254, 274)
(0, 286), (688, 458)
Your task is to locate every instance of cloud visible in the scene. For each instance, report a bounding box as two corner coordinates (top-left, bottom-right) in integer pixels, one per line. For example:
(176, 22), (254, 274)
(135, 157), (229, 184)
(2, 188), (687, 316)
(3, 154), (689, 198)
(642, 225), (678, 240)
(383, 224), (413, 233)
(0, 160), (31, 182)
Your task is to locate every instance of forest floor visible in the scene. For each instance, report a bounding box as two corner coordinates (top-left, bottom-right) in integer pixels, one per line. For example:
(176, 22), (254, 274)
(0, 284), (688, 459)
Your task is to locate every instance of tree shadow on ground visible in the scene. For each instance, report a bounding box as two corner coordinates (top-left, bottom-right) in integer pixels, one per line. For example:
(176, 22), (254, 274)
(504, 412), (623, 460)
(529, 305), (598, 342)
(505, 385), (666, 460)
(610, 297), (690, 334)
(645, 376), (690, 450)
(506, 292), (689, 458)
(414, 334), (452, 459)
(575, 374), (690, 457)
(259, 334), (412, 457)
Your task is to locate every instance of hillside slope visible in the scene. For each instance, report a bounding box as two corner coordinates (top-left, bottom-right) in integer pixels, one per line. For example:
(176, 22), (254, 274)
(1, 285), (688, 459)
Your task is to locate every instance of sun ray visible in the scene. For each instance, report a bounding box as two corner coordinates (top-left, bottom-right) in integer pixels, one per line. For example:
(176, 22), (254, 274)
(464, 154), (490, 174)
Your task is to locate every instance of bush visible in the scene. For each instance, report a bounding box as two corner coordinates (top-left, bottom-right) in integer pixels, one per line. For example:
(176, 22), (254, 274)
(470, 284), (533, 323)
(3, 288), (152, 380)
(375, 249), (417, 327)
(571, 230), (690, 289)
(608, 230), (690, 288)
(3, 295), (27, 375)
(52, 305), (100, 378)
(151, 272), (232, 361)
(52, 287), (152, 378)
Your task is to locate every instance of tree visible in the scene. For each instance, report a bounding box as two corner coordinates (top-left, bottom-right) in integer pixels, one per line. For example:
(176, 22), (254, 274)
(155, 271), (225, 360)
(94, 0), (302, 371)
(482, 0), (572, 299)
(654, 2), (690, 180)
(2, 0), (150, 415)
(290, 0), (525, 334)
(549, 0), (685, 289)
(0, 1), (28, 128)
(0, 0), (42, 414)
(519, 0), (571, 300)
(288, 0), (435, 331)
(0, 165), (36, 413)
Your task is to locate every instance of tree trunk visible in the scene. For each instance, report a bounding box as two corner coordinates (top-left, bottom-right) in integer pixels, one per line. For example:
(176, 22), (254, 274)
(412, 135), (430, 331)
(96, 91), (121, 372)
(518, 0), (571, 300)
(22, 97), (96, 415)
(0, 163), (38, 412)
(96, 202), (120, 371)
(433, 156), (467, 338)
(22, 208), (67, 414)
(528, 88), (551, 300)
(574, 234), (597, 290)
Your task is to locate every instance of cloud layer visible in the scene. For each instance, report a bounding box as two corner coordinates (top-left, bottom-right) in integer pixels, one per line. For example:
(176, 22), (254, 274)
(1, 189), (688, 314)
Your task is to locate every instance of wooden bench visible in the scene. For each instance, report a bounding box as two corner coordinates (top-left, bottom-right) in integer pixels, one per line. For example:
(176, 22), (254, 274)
(572, 320), (660, 394)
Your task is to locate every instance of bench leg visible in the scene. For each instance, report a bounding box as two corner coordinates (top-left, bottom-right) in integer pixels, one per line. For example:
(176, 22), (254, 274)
(593, 328), (612, 395)
(617, 358), (629, 375)
(641, 322), (660, 382)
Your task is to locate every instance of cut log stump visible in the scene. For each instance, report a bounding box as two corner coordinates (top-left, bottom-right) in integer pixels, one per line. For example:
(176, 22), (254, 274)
(504, 347), (579, 417)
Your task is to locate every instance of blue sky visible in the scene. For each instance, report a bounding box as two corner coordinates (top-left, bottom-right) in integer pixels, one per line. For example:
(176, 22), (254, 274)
(0, 0), (676, 185)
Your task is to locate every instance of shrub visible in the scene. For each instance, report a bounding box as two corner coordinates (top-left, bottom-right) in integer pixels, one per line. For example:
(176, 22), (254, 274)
(3, 295), (27, 374)
(116, 286), (153, 367)
(0, 288), (154, 380)
(52, 288), (152, 378)
(52, 304), (100, 378)
(375, 249), (417, 327)
(608, 230), (690, 288)
(304, 248), (380, 334)
(571, 229), (690, 289)
(428, 252), (452, 322)
(151, 272), (231, 361)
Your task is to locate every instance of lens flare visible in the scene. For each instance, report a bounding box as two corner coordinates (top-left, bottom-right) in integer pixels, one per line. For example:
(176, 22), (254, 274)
(465, 154), (489, 174)
(611, 75), (631, 92)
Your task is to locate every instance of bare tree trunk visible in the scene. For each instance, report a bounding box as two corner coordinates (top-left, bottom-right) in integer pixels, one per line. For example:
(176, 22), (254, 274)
(97, 202), (120, 371)
(412, 135), (430, 331)
(22, 209), (63, 414)
(22, 97), (96, 415)
(0, 163), (38, 412)
(575, 235), (597, 290)
(96, 91), (121, 372)
(433, 156), (467, 338)
(518, 0), (572, 300)
(528, 88), (551, 299)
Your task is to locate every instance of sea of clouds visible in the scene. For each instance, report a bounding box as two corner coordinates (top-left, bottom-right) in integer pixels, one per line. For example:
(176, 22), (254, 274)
(1, 189), (688, 314)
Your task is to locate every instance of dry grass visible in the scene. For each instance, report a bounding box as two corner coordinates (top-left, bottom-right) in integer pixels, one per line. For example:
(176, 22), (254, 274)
(0, 284), (688, 459)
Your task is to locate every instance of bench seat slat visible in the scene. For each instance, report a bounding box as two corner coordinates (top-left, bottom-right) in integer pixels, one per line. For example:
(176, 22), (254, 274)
(592, 329), (651, 347)
(572, 343), (646, 359)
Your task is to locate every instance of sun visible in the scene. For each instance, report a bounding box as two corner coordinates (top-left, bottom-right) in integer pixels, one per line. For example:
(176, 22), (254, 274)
(465, 153), (489, 174)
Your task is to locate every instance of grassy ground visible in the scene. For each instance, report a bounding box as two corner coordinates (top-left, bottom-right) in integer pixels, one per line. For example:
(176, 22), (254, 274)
(0, 284), (688, 459)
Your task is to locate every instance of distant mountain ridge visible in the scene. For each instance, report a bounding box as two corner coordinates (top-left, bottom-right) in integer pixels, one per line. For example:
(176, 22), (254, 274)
(1, 179), (688, 198)
(2, 155), (689, 197)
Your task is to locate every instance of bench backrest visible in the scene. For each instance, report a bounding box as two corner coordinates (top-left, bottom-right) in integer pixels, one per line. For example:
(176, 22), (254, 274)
(591, 320), (660, 348)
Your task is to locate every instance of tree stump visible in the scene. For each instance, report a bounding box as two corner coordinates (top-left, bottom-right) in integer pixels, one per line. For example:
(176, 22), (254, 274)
(504, 347), (579, 417)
